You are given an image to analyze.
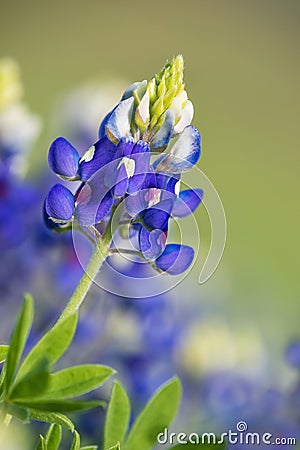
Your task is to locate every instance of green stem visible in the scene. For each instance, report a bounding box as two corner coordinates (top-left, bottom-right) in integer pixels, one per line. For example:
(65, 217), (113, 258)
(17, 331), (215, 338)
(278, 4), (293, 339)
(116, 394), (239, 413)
(58, 236), (109, 323)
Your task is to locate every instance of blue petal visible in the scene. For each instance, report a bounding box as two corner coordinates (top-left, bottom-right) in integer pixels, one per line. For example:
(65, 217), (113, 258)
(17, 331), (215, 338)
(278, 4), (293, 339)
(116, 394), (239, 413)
(155, 244), (194, 275)
(95, 191), (114, 223)
(103, 137), (135, 193)
(105, 97), (134, 143)
(154, 172), (180, 192)
(140, 169), (157, 189)
(117, 136), (135, 157)
(125, 191), (149, 217)
(166, 174), (181, 192)
(113, 163), (129, 198)
(151, 110), (175, 150)
(43, 203), (63, 230)
(79, 137), (117, 181)
(45, 184), (75, 222)
(172, 188), (204, 218)
(128, 173), (147, 194)
(139, 227), (166, 260)
(131, 140), (150, 156)
(48, 137), (80, 179)
(127, 141), (150, 194)
(156, 126), (201, 173)
(76, 179), (113, 226)
(140, 198), (173, 232)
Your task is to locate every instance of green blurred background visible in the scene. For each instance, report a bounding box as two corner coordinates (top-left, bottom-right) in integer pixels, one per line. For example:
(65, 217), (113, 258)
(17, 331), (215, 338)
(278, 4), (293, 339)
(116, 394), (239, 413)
(1, 0), (299, 360)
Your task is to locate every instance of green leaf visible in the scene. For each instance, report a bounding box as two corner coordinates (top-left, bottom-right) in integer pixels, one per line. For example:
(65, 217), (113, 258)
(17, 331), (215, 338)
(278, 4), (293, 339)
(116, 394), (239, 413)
(29, 409), (74, 431)
(123, 377), (182, 450)
(14, 398), (105, 413)
(35, 365), (114, 400)
(104, 382), (130, 449)
(45, 424), (62, 450)
(0, 345), (9, 363)
(17, 312), (78, 381)
(36, 435), (46, 450)
(9, 358), (50, 400)
(71, 430), (80, 450)
(5, 294), (34, 393)
(6, 403), (29, 422)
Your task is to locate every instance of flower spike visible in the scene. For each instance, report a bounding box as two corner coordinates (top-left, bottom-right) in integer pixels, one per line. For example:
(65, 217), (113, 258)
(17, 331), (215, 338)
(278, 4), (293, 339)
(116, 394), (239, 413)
(45, 55), (203, 276)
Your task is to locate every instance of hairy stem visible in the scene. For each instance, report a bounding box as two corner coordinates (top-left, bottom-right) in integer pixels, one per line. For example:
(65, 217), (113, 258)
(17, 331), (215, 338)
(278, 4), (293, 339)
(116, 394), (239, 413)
(109, 248), (142, 256)
(58, 235), (110, 323)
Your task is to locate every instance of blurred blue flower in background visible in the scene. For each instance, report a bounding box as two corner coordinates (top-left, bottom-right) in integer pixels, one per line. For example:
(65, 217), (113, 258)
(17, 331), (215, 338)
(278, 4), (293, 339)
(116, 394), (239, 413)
(286, 341), (300, 370)
(0, 58), (83, 341)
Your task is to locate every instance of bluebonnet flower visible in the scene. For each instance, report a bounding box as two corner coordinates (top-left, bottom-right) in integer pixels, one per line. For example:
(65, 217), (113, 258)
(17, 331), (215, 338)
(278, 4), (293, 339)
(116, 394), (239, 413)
(45, 56), (203, 275)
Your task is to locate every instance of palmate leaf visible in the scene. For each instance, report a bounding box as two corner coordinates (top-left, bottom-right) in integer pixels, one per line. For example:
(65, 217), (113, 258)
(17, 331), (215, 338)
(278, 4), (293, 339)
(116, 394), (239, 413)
(16, 312), (78, 382)
(33, 365), (114, 400)
(0, 345), (9, 363)
(0, 295), (114, 446)
(9, 357), (50, 400)
(104, 381), (130, 449)
(4, 294), (34, 393)
(123, 377), (182, 450)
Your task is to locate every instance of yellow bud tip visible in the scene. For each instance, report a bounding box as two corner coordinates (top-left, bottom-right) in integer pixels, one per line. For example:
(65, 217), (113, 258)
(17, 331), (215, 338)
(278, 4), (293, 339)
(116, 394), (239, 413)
(174, 54), (184, 72)
(141, 55), (187, 135)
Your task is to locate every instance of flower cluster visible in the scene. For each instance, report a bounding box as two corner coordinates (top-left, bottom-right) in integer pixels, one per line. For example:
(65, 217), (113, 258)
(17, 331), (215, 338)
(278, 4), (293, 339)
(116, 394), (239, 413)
(45, 56), (203, 275)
